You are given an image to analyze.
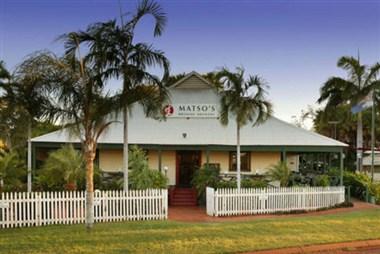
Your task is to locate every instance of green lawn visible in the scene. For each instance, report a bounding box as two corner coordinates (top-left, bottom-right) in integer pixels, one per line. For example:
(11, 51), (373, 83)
(1, 210), (380, 254)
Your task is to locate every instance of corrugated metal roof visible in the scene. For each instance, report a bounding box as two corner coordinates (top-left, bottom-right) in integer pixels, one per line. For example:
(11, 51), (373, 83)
(32, 72), (347, 148)
(363, 154), (380, 166)
(31, 115), (347, 147)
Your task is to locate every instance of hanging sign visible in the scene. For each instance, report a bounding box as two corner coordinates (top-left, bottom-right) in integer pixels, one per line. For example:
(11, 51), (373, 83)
(163, 104), (218, 118)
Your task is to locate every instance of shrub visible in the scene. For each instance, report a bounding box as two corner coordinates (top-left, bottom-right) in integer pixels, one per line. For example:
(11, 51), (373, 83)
(327, 167), (341, 186)
(129, 168), (167, 189)
(313, 174), (330, 187)
(100, 174), (123, 190)
(38, 145), (83, 190)
(0, 149), (26, 192)
(192, 164), (220, 198)
(128, 146), (167, 189)
(216, 179), (237, 188)
(342, 171), (380, 204)
(369, 183), (380, 204)
(289, 169), (339, 187)
(214, 177), (268, 189)
(266, 162), (291, 187)
(289, 172), (310, 186)
(37, 145), (100, 191)
(343, 171), (371, 200)
(241, 178), (268, 188)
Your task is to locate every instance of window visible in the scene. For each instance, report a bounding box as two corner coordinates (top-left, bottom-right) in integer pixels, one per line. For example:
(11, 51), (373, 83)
(229, 152), (251, 172)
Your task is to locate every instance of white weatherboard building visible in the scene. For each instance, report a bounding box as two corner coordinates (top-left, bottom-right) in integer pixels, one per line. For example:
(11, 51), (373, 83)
(32, 72), (347, 201)
(363, 151), (380, 180)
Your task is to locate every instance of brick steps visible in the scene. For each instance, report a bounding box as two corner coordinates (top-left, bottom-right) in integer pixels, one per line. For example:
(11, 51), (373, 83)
(169, 188), (197, 206)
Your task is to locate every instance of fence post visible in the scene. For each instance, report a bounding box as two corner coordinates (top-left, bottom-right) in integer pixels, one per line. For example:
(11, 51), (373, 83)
(345, 186), (351, 203)
(36, 193), (41, 226)
(206, 187), (215, 216)
(0, 192), (4, 228)
(164, 189), (168, 220)
(365, 186), (369, 202)
(214, 188), (219, 217)
(103, 191), (108, 222)
(303, 187), (306, 210)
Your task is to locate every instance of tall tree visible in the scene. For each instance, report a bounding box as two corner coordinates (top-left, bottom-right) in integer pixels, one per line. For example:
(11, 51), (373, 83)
(28, 49), (117, 229)
(0, 61), (10, 80)
(217, 67), (273, 189)
(63, 0), (170, 191)
(312, 104), (379, 170)
(0, 60), (59, 152)
(0, 56), (53, 192)
(317, 56), (380, 171)
(0, 61), (13, 149)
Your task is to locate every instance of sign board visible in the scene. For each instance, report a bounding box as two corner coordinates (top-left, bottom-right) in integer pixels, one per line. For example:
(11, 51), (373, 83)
(259, 194), (268, 201)
(163, 104), (218, 118)
(0, 201), (9, 209)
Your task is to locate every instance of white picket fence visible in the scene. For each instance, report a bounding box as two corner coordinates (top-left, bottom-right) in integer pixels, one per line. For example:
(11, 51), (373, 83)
(0, 189), (168, 228)
(206, 186), (345, 217)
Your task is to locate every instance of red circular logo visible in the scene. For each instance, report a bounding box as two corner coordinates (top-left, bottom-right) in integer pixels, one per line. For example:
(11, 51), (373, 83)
(163, 105), (174, 116)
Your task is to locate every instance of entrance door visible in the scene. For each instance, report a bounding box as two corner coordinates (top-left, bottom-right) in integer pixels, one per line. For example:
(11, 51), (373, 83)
(176, 151), (201, 187)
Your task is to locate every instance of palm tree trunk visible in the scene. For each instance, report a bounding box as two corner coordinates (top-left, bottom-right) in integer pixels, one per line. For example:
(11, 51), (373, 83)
(236, 122), (241, 190)
(85, 142), (95, 230)
(5, 132), (12, 150)
(27, 121), (32, 192)
(356, 112), (363, 171)
(123, 106), (129, 191)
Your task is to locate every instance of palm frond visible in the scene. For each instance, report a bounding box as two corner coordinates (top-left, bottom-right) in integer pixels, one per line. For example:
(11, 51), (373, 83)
(126, 0), (167, 37)
(0, 61), (10, 80)
(318, 77), (357, 106)
(217, 67), (272, 127)
(363, 62), (380, 90)
(337, 56), (366, 86)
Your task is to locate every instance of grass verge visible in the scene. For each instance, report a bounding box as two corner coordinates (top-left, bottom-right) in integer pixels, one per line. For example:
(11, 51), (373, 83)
(1, 209), (380, 254)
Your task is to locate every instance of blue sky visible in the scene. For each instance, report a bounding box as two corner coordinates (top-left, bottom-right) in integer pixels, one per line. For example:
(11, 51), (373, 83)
(1, 0), (380, 124)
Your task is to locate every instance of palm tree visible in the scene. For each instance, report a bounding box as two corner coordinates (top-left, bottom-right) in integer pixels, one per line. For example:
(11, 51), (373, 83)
(28, 49), (117, 229)
(0, 61), (10, 80)
(39, 145), (84, 191)
(318, 56), (380, 171)
(0, 61), (12, 149)
(217, 67), (273, 189)
(0, 55), (53, 192)
(62, 0), (170, 191)
(267, 162), (291, 187)
(0, 149), (25, 191)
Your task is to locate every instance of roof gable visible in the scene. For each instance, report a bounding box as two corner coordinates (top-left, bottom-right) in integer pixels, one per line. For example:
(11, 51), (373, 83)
(171, 71), (215, 89)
